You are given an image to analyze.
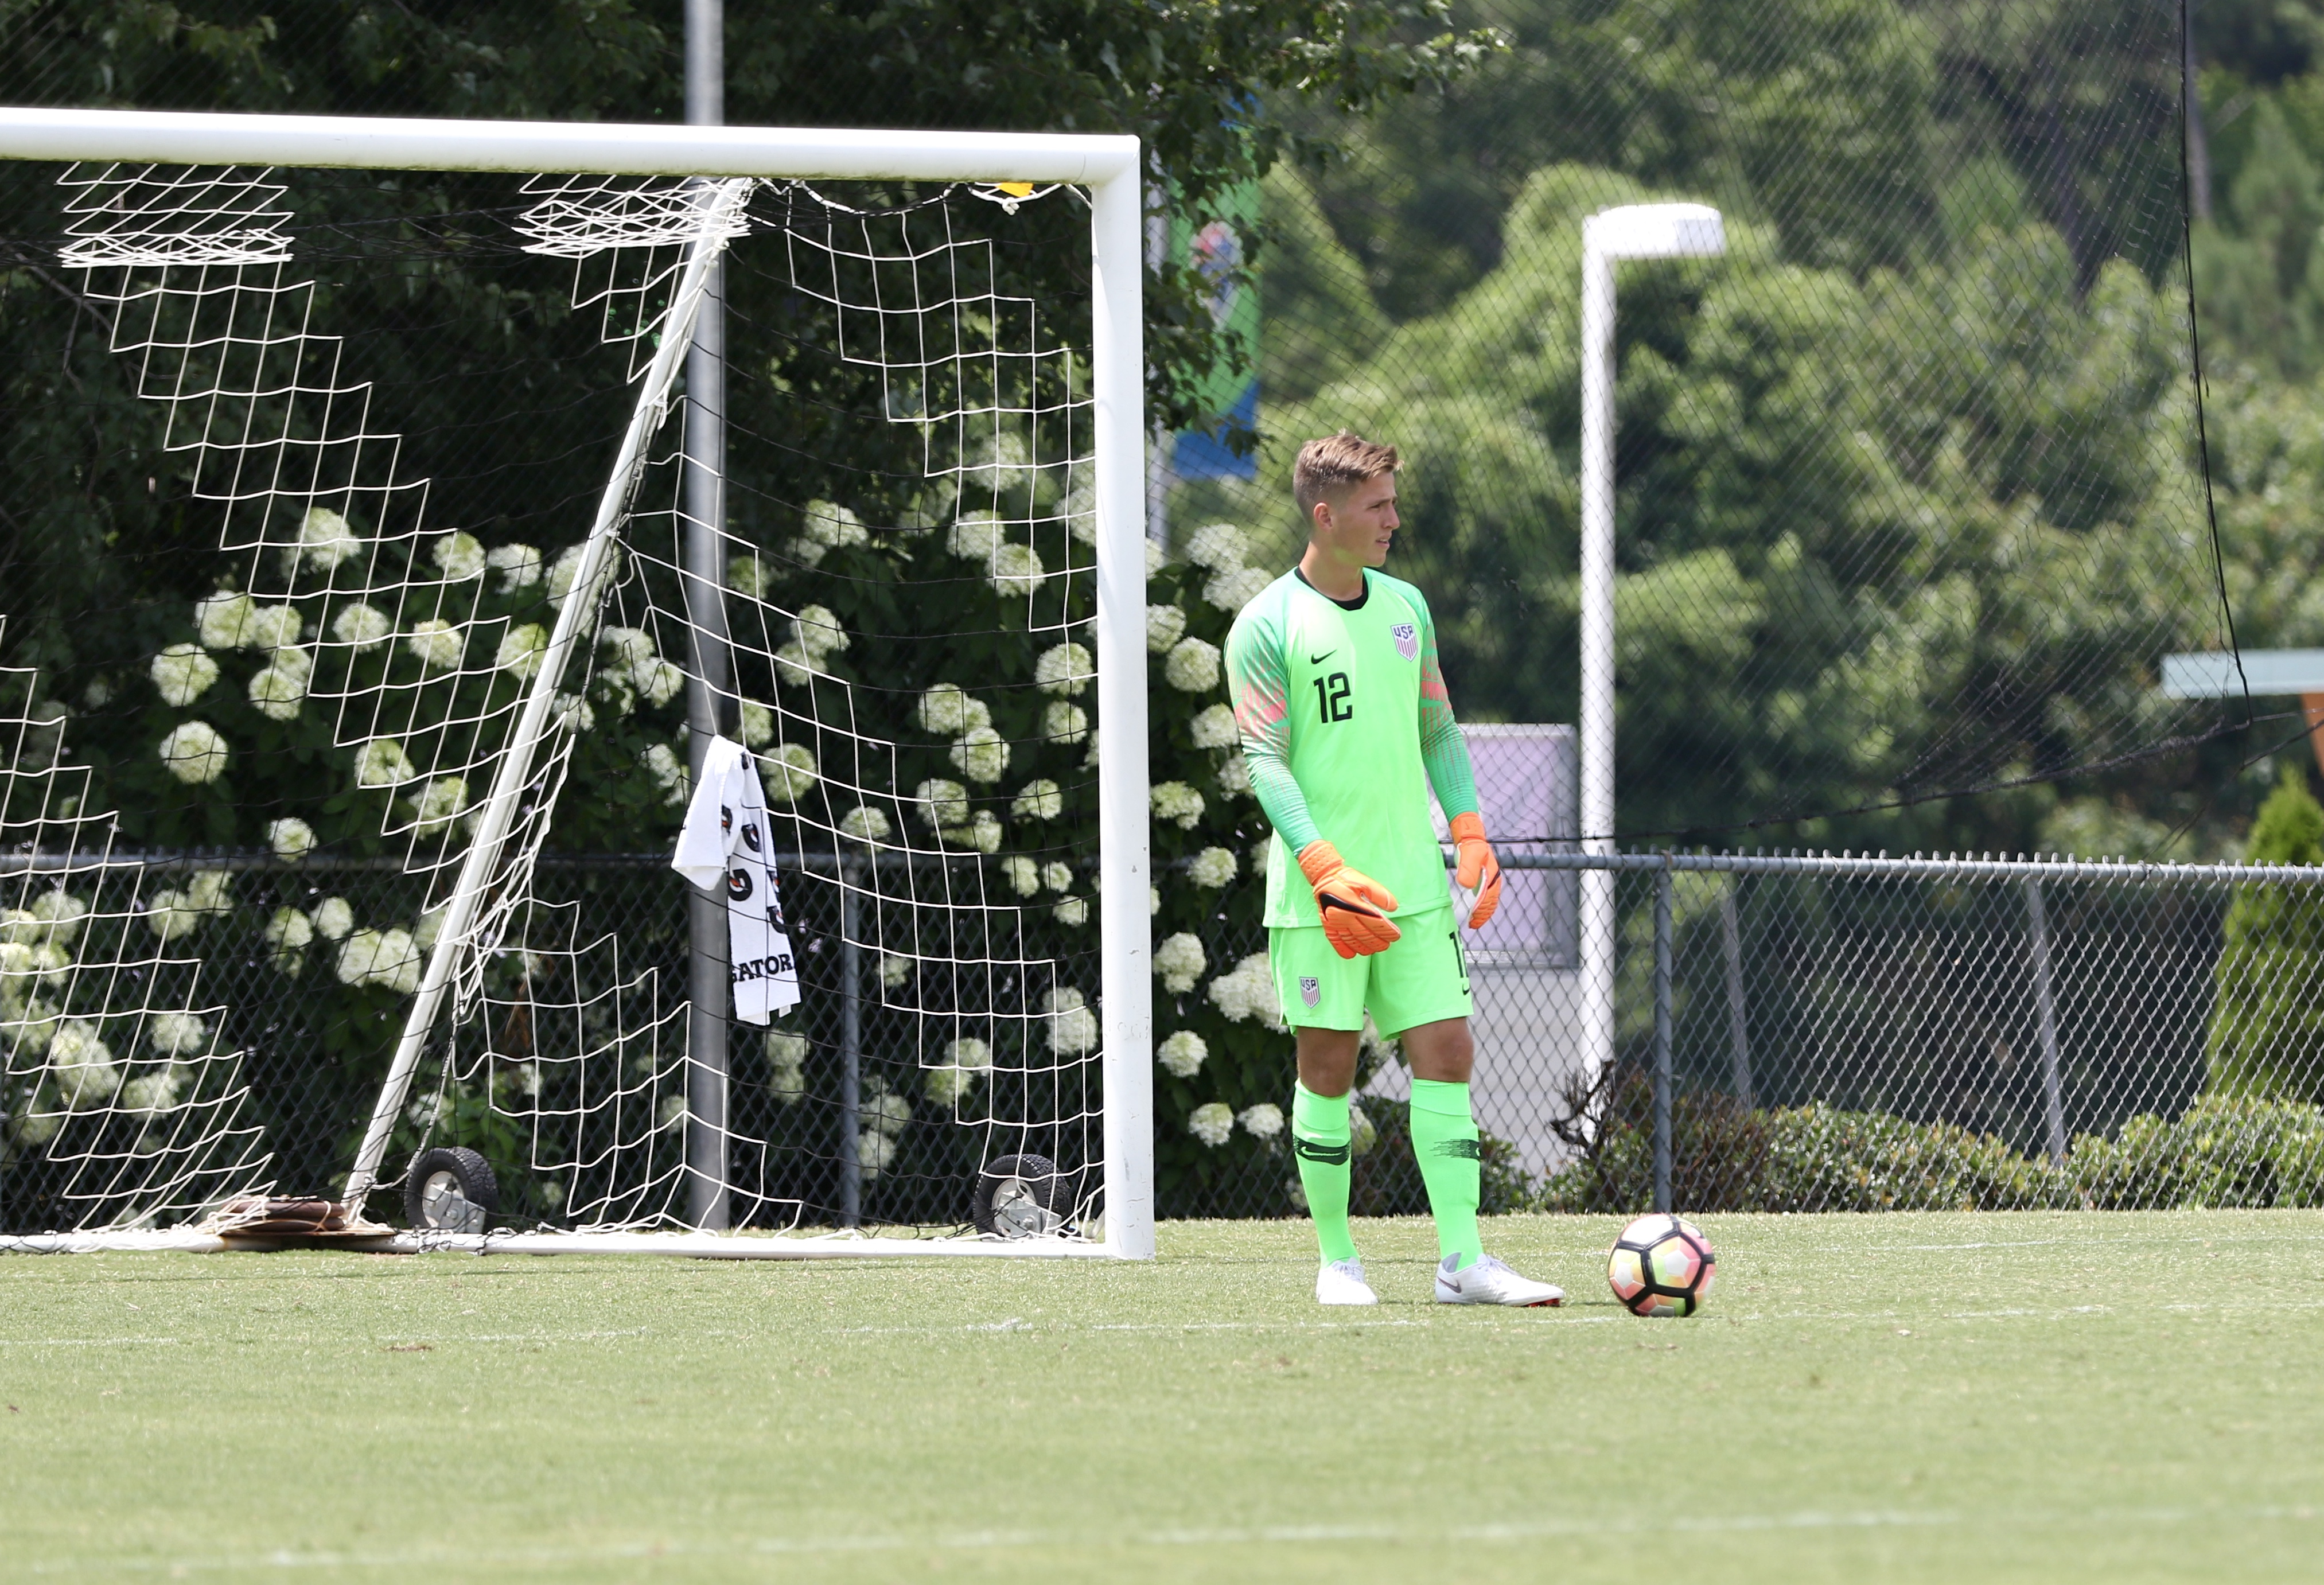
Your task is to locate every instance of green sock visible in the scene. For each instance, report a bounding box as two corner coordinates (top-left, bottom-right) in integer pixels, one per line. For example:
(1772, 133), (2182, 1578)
(1409, 1078), (1481, 1270)
(1291, 1082), (1357, 1264)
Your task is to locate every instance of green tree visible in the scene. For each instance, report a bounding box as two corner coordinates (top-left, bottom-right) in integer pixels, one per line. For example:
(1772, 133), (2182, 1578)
(2207, 765), (2324, 1101)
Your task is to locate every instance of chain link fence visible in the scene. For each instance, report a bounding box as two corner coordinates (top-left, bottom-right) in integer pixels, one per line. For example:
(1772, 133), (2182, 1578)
(11, 847), (2324, 1230)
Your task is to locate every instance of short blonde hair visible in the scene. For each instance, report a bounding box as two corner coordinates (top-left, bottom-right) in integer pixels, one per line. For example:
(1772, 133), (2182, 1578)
(1293, 431), (1400, 521)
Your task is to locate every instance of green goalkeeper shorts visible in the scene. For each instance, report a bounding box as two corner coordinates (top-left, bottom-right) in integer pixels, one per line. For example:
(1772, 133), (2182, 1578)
(1269, 905), (1472, 1036)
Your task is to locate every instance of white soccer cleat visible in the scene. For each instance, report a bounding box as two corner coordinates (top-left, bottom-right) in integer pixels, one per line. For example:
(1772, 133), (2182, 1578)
(1317, 1257), (1380, 1306)
(1434, 1253), (1564, 1307)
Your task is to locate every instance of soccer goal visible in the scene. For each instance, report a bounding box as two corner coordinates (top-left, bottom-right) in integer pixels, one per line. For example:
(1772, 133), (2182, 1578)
(0, 108), (1153, 1259)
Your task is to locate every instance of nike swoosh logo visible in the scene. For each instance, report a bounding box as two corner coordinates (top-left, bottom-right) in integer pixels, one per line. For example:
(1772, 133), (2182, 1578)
(1308, 651), (1334, 664)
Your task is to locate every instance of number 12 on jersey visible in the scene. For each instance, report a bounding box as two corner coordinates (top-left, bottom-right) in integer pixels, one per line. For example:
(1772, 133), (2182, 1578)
(1313, 671), (1352, 723)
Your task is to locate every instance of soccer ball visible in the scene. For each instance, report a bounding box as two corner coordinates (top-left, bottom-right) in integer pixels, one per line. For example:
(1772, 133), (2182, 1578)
(1606, 1213), (1716, 1317)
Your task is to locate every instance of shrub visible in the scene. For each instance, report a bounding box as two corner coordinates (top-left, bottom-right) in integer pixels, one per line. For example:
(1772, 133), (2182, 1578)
(2206, 767), (2324, 1103)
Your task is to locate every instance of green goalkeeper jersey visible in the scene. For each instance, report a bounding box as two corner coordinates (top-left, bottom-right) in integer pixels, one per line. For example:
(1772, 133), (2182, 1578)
(1225, 566), (1480, 929)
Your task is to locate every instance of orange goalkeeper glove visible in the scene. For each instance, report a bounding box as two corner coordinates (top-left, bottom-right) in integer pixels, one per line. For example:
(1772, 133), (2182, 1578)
(1449, 811), (1503, 930)
(1297, 839), (1402, 959)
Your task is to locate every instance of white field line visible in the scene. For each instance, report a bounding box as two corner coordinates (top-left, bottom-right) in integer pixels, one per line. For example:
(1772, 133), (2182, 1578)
(24, 1502), (2324, 1573)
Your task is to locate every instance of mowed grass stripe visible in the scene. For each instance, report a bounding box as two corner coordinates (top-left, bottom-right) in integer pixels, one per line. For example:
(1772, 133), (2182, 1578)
(2, 1211), (2320, 1584)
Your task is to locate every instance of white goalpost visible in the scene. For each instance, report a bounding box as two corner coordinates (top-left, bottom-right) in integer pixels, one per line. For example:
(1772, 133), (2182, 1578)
(0, 108), (1154, 1260)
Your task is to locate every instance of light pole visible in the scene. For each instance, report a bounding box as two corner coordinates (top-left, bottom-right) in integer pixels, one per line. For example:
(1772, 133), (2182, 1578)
(1578, 203), (1723, 1085)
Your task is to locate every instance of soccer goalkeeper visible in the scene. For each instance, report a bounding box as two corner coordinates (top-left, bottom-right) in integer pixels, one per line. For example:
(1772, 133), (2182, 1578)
(1225, 431), (1563, 1308)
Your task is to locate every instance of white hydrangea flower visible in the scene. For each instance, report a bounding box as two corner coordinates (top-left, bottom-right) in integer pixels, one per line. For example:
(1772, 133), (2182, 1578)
(1349, 1101), (1379, 1158)
(294, 506), (363, 571)
(914, 778), (970, 830)
(266, 907), (314, 973)
(547, 542), (617, 606)
(411, 776), (470, 835)
(802, 500), (868, 549)
(247, 659), (307, 721)
(496, 623), (548, 681)
(1188, 1102), (1234, 1147)
(120, 1063), (187, 1116)
(634, 656), (685, 708)
(1239, 1101), (1285, 1140)
(600, 626), (655, 672)
(29, 942), (68, 988)
(158, 721), (229, 785)
(337, 926), (421, 994)
(1205, 565), (1273, 613)
(332, 601), (392, 651)
(432, 532), (486, 582)
(948, 809), (1005, 854)
(29, 892), (89, 947)
(1153, 932), (1206, 994)
(1035, 641), (1093, 696)
(1042, 861), (1074, 893)
(489, 543), (541, 591)
(865, 1087), (913, 1139)
(1146, 603), (1188, 654)
(196, 591), (256, 649)
(147, 1011), (209, 1058)
(1150, 781), (1204, 829)
(1188, 846), (1239, 889)
(313, 897), (355, 941)
(592, 665), (637, 716)
(1013, 779), (1064, 820)
(760, 742), (818, 803)
(1217, 751), (1252, 797)
(4, 998), (62, 1059)
(554, 692), (596, 734)
(858, 1128), (898, 1178)
(771, 641), (820, 684)
(414, 905), (446, 953)
(404, 618), (465, 672)
(263, 817), (316, 864)
(726, 554), (767, 600)
(794, 605), (850, 660)
(50, 1021), (119, 1108)
(1189, 703), (1239, 749)
(989, 540), (1045, 597)
(949, 726), (1009, 785)
(948, 511), (1003, 560)
(150, 644), (219, 707)
(1165, 636), (1221, 692)
(738, 700), (774, 748)
(1206, 951), (1286, 1031)
(1043, 702), (1089, 744)
(142, 889), (200, 943)
(1146, 540), (1165, 577)
(949, 1037), (992, 1073)
(880, 954), (914, 990)
(1044, 986), (1098, 1056)
(922, 1064), (972, 1107)
(1157, 1030), (1207, 1078)
(354, 738), (416, 788)
(1053, 897), (1088, 925)
(1064, 479), (1097, 545)
(839, 805), (892, 843)
(1185, 522), (1248, 571)
(187, 870), (232, 916)
(1001, 856), (1041, 897)
(641, 742), (688, 805)
(916, 683), (990, 737)
(245, 604), (303, 653)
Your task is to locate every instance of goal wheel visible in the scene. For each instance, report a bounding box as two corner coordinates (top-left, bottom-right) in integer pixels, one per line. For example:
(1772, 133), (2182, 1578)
(973, 1154), (1066, 1239)
(405, 1146), (500, 1234)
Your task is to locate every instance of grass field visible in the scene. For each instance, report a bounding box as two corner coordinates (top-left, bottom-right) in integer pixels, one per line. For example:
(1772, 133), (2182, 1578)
(2, 1211), (2321, 1582)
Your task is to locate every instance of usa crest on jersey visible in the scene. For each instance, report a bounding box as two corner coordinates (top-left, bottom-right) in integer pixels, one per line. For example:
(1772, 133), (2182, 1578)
(1391, 622), (1419, 661)
(1299, 975), (1322, 1008)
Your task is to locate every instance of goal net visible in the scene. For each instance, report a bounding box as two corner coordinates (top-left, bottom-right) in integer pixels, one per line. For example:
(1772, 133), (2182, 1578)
(0, 112), (1151, 1257)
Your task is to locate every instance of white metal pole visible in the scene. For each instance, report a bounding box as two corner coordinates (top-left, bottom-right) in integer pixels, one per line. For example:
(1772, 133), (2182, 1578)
(680, 0), (732, 1234)
(1578, 226), (1618, 1089)
(1092, 165), (1155, 1260)
(340, 178), (756, 1214)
